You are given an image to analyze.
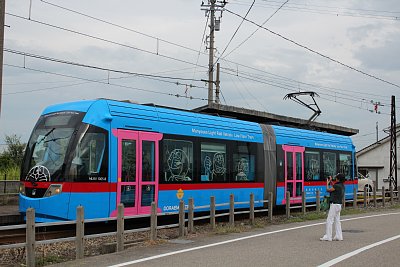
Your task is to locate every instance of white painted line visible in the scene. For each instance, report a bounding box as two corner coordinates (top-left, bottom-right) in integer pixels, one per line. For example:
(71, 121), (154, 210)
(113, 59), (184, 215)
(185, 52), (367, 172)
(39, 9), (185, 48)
(318, 234), (400, 267)
(109, 212), (400, 267)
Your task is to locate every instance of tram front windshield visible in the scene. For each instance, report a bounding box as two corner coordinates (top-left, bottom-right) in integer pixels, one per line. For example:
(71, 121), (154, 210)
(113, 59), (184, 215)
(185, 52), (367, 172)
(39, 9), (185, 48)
(21, 111), (84, 182)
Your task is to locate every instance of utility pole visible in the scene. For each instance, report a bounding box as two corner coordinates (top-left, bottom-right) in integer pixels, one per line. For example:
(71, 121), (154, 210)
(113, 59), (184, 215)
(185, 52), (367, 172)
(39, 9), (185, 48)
(207, 0), (215, 106)
(215, 62), (220, 105)
(201, 0), (226, 106)
(389, 95), (397, 189)
(376, 121), (378, 143)
(0, 0), (5, 117)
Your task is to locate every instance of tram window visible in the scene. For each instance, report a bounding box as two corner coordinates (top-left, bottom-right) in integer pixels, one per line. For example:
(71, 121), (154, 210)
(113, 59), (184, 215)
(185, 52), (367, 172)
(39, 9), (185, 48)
(163, 139), (193, 182)
(276, 146), (284, 183)
(233, 143), (256, 181)
(323, 152), (336, 178)
(68, 125), (108, 182)
(142, 141), (155, 182)
(305, 151), (320, 181)
(201, 142), (226, 182)
(339, 153), (352, 180)
(121, 140), (136, 182)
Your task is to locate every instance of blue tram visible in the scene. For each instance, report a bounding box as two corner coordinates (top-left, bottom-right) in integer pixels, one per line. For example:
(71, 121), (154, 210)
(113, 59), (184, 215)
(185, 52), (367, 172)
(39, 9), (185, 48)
(19, 99), (357, 222)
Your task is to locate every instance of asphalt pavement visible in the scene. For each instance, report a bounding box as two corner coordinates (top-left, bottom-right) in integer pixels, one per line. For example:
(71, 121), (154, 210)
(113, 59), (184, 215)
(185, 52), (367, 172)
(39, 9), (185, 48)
(50, 209), (400, 267)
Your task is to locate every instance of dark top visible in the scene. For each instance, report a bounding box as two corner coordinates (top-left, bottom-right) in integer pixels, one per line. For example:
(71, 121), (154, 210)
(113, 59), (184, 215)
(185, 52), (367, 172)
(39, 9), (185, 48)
(330, 182), (345, 204)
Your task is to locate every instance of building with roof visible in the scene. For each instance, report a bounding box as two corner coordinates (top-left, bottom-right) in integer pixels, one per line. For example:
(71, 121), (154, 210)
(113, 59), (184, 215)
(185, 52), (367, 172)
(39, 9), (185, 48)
(356, 125), (399, 189)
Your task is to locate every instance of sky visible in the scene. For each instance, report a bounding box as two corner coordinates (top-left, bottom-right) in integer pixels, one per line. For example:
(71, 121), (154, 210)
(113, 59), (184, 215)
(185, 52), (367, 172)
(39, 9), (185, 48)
(1, 0), (400, 151)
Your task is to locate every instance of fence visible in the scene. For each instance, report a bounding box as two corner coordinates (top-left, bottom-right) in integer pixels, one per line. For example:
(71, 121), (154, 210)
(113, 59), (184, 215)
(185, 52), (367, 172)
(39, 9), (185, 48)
(1, 188), (399, 267)
(0, 179), (19, 205)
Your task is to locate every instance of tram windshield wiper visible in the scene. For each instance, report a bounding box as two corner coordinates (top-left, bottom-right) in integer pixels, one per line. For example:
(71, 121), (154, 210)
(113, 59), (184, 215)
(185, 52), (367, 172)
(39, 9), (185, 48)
(37, 128), (56, 144)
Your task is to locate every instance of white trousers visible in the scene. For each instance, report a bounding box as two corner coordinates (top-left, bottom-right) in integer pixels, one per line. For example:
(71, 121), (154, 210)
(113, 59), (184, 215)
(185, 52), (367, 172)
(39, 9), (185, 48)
(323, 203), (343, 240)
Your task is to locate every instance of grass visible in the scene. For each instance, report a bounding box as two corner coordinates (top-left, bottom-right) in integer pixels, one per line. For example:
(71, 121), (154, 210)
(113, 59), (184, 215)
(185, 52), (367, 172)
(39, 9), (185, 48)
(37, 255), (67, 266)
(0, 166), (20, 180)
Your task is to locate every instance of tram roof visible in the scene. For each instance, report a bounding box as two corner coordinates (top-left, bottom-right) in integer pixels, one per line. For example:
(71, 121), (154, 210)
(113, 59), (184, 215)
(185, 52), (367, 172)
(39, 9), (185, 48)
(192, 103), (358, 137)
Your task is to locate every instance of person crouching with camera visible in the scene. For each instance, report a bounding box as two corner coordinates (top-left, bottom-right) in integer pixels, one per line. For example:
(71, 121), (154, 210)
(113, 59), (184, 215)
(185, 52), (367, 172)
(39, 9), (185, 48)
(320, 173), (346, 241)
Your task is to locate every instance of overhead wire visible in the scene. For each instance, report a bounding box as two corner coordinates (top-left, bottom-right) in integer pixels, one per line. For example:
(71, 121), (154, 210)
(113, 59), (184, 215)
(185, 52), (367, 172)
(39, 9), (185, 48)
(7, 3), (398, 112)
(215, 0), (255, 65)
(223, 0), (289, 59)
(229, 0), (400, 21)
(220, 68), (391, 115)
(3, 63), (209, 101)
(4, 48), (208, 90)
(39, 0), (204, 55)
(6, 12), (208, 70)
(224, 8), (400, 89)
(189, 11), (210, 98)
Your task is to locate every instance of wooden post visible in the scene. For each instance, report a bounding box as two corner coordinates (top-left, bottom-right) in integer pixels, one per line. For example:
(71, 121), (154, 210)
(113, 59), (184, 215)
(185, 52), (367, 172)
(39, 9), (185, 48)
(229, 194), (234, 226)
(342, 191), (346, 210)
(382, 186), (385, 207)
(116, 204), (124, 252)
(363, 190), (367, 208)
(302, 191), (306, 215)
(249, 193), (254, 225)
(76, 206), (84, 260)
(179, 200), (185, 237)
(150, 202), (157, 241)
(390, 186), (394, 205)
(268, 192), (273, 222)
(353, 187), (357, 208)
(398, 186), (400, 201)
(210, 196), (216, 229)
(373, 185), (377, 207)
(26, 208), (35, 267)
(316, 190), (320, 212)
(286, 191), (290, 219)
(188, 198), (194, 233)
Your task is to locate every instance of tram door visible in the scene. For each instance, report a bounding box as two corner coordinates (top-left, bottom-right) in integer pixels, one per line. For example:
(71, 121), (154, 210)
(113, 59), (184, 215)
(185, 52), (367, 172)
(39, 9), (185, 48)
(282, 145), (305, 204)
(117, 130), (162, 215)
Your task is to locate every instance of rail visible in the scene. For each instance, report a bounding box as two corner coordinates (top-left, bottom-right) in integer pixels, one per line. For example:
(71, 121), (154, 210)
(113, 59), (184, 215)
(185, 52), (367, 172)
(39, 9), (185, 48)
(1, 187), (399, 267)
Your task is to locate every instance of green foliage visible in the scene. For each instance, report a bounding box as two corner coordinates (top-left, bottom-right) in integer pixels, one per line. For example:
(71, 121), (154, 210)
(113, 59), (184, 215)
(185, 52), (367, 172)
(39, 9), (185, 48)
(36, 255), (66, 266)
(0, 134), (26, 176)
(0, 165), (20, 180)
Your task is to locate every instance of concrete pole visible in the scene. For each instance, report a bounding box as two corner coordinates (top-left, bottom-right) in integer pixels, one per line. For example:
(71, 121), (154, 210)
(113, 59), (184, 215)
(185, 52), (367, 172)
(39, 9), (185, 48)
(188, 198), (194, 233)
(150, 202), (157, 241)
(207, 0), (216, 105)
(229, 194), (234, 226)
(249, 193), (254, 225)
(268, 192), (273, 222)
(286, 191), (290, 219)
(0, 0), (5, 117)
(210, 196), (216, 229)
(179, 200), (185, 237)
(116, 204), (124, 252)
(76, 206), (84, 260)
(26, 208), (35, 267)
(316, 190), (321, 212)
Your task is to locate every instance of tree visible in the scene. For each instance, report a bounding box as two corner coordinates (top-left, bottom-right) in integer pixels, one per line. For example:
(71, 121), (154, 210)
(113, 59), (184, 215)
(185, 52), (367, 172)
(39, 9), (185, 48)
(0, 134), (26, 171)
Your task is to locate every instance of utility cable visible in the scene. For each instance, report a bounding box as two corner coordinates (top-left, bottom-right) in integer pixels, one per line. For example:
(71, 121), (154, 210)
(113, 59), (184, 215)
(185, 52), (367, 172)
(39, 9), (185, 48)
(6, 12), (208, 70)
(3, 63), (208, 101)
(224, 8), (400, 89)
(40, 0), (204, 55)
(230, 0), (400, 20)
(223, 0), (289, 59)
(215, 0), (255, 64)
(4, 48), (207, 89)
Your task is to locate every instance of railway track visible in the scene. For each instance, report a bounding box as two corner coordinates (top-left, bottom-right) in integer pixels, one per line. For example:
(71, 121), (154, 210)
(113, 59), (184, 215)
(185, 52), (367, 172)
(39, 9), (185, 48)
(0, 228), (76, 245)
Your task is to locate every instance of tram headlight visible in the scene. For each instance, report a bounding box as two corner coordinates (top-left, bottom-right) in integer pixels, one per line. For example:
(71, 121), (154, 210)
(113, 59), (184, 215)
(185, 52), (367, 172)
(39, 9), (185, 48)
(19, 182), (26, 196)
(44, 184), (63, 197)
